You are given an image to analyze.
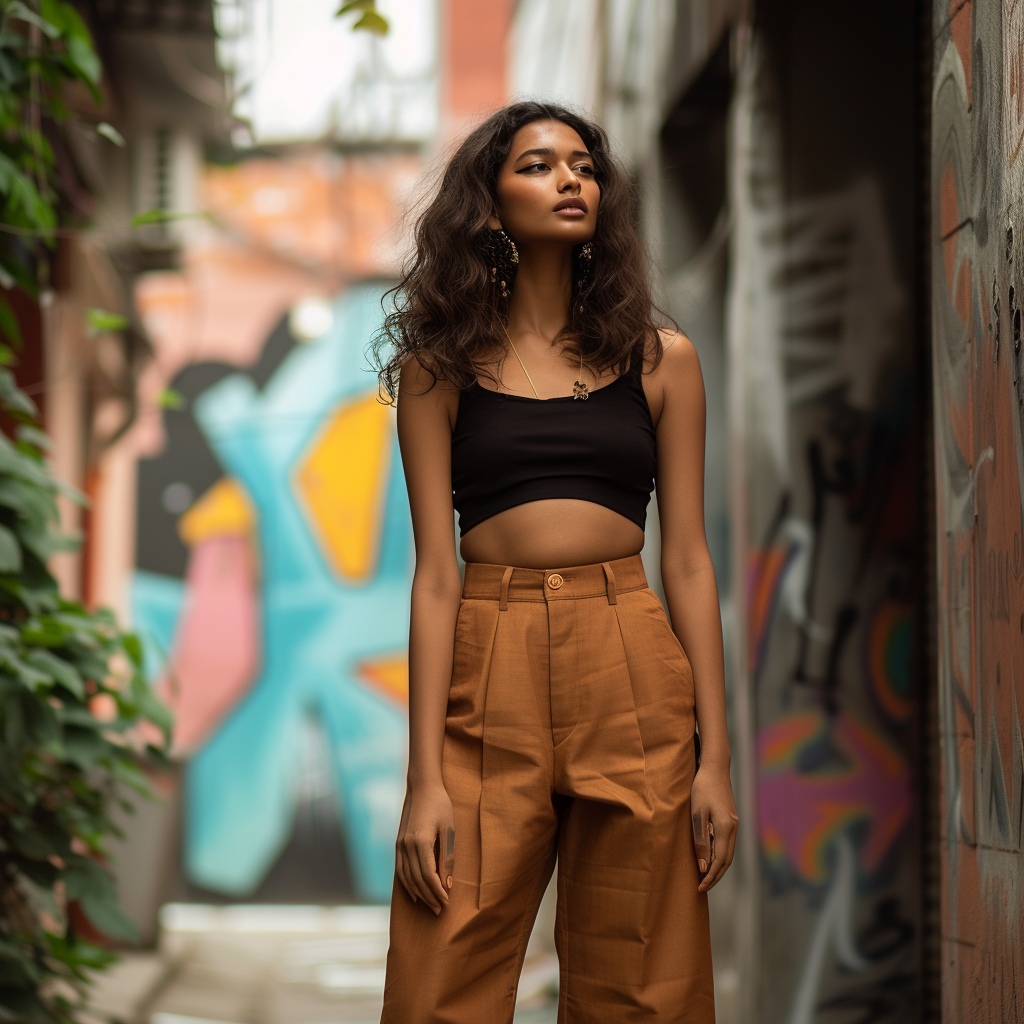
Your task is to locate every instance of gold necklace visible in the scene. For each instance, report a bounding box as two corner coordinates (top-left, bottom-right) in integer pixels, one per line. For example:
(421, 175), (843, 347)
(501, 323), (589, 400)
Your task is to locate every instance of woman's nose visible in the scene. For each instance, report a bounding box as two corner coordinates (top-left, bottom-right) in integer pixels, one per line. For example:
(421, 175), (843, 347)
(558, 168), (581, 192)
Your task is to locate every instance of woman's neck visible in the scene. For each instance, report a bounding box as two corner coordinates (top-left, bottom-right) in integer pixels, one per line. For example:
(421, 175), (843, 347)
(506, 243), (573, 344)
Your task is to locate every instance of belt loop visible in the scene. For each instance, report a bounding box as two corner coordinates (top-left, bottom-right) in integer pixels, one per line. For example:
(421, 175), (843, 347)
(602, 562), (617, 605)
(499, 565), (513, 611)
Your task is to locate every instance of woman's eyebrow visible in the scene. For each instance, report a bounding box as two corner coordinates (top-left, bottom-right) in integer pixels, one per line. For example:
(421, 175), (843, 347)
(514, 147), (554, 162)
(513, 147), (592, 163)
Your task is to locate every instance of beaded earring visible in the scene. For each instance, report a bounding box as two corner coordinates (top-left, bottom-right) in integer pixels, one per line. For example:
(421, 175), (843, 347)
(483, 227), (519, 299)
(575, 241), (594, 314)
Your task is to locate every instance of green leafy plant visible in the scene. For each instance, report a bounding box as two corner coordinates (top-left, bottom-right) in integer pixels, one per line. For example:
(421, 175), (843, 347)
(0, 3), (173, 1023)
(0, 343), (172, 1024)
(334, 0), (389, 35)
(0, 0), (105, 300)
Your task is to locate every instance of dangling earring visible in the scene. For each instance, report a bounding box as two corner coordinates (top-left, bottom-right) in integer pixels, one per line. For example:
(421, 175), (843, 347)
(575, 241), (594, 314)
(483, 227), (519, 300)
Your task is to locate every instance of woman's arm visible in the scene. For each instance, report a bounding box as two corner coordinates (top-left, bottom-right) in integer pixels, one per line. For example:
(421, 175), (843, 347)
(394, 356), (464, 914)
(650, 332), (738, 892)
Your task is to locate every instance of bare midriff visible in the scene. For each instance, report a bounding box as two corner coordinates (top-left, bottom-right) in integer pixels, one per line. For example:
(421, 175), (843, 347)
(458, 498), (645, 569)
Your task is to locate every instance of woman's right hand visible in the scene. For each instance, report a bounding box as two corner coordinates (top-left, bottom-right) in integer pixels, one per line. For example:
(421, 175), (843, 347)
(396, 780), (455, 914)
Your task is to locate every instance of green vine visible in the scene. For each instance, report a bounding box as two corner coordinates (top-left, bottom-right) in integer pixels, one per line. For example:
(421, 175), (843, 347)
(0, 3), (172, 1023)
(0, 0), (102, 298)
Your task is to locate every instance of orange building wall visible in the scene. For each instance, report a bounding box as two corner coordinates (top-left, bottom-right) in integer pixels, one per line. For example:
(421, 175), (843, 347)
(442, 0), (515, 129)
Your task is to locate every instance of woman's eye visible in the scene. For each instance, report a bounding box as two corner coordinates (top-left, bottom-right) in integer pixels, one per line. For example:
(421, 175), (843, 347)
(517, 163), (548, 174)
(575, 165), (595, 175)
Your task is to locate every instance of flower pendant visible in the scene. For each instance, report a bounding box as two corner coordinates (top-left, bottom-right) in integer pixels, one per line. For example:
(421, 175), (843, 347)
(573, 380), (589, 400)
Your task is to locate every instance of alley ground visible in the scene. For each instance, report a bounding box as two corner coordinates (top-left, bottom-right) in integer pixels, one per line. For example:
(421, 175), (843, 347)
(88, 870), (738, 1024)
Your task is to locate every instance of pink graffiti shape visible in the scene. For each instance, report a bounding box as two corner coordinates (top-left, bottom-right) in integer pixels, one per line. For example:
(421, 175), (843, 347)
(758, 711), (911, 884)
(158, 535), (261, 754)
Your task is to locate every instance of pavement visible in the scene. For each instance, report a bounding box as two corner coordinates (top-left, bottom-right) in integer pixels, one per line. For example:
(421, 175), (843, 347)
(88, 870), (738, 1024)
(87, 904), (558, 1024)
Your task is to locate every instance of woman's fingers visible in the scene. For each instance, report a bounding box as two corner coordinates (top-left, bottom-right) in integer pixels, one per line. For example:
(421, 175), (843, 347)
(699, 854), (726, 890)
(691, 806), (711, 876)
(396, 847), (416, 903)
(699, 851), (725, 890)
(398, 845), (418, 904)
(698, 813), (738, 891)
(698, 820), (721, 891)
(441, 824), (455, 892)
(417, 833), (450, 910)
(404, 836), (439, 913)
(395, 845), (408, 898)
(725, 826), (737, 871)
(395, 793), (414, 901)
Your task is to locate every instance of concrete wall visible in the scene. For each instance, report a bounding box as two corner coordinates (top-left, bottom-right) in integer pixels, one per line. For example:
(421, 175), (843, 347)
(931, 1), (1024, 1020)
(727, 2), (923, 1021)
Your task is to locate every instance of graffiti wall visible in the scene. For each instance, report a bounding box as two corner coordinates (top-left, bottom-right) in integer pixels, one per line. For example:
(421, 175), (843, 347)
(931, 0), (1024, 1018)
(727, 1), (922, 1020)
(127, 150), (418, 906)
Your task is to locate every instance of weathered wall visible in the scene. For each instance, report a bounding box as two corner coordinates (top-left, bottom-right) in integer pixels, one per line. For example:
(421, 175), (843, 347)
(728, 2), (923, 1021)
(931, 0), (1024, 1020)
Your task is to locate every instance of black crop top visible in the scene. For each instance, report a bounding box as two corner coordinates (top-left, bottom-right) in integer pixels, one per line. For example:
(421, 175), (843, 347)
(451, 350), (657, 536)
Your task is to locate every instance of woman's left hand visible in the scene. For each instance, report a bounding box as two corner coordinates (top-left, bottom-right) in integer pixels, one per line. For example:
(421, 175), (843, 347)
(690, 763), (739, 892)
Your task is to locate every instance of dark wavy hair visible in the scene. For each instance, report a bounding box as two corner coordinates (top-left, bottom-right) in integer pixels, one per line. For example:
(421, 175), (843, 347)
(372, 101), (668, 400)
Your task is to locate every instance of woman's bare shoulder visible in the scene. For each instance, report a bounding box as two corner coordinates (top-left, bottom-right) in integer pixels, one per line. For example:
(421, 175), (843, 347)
(645, 328), (702, 387)
(397, 353), (461, 434)
(652, 327), (697, 366)
(398, 353), (460, 397)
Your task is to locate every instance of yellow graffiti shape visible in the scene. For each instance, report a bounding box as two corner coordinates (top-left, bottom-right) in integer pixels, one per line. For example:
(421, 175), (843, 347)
(295, 390), (392, 583)
(356, 653), (409, 706)
(179, 478), (256, 545)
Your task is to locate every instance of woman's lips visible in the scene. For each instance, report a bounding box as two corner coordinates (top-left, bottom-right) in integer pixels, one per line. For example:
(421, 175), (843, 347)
(553, 198), (588, 216)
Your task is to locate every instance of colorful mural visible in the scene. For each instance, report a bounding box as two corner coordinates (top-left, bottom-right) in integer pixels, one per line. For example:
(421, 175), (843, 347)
(727, 9), (922, 1020)
(132, 285), (412, 903)
(932, 0), (1024, 1018)
(759, 711), (911, 886)
(757, 709), (915, 1024)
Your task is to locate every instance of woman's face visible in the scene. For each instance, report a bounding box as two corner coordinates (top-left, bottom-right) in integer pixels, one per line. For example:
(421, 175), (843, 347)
(489, 119), (599, 247)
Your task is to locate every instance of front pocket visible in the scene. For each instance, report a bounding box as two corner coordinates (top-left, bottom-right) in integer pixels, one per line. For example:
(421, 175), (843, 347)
(641, 588), (695, 702)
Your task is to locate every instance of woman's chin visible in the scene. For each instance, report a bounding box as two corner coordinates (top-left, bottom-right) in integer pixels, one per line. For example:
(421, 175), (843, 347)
(516, 226), (596, 247)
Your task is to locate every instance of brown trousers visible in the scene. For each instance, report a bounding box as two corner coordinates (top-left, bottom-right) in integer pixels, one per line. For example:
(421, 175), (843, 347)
(381, 555), (715, 1023)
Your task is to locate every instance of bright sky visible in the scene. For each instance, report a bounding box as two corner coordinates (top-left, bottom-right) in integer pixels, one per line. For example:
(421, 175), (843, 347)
(220, 0), (438, 144)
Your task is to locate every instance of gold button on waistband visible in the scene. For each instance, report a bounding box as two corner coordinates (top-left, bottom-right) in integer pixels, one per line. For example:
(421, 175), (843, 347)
(547, 573), (564, 590)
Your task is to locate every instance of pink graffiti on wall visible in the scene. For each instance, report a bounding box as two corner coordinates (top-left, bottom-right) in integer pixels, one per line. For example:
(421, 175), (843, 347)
(157, 480), (262, 755)
(758, 711), (912, 884)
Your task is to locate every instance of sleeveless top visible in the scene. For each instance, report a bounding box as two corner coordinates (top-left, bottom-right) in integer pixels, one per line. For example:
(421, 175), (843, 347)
(451, 349), (657, 537)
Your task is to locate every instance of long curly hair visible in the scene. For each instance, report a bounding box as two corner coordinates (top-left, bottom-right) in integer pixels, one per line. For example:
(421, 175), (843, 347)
(372, 101), (668, 400)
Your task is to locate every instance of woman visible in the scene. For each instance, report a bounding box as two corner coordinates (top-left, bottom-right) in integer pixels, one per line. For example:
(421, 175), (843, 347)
(375, 101), (737, 1023)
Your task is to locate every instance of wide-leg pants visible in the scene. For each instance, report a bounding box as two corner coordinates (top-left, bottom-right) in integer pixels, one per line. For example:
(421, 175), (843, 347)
(381, 555), (715, 1023)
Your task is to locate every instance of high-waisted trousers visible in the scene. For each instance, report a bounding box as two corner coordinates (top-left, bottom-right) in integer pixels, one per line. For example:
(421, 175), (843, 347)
(381, 554), (715, 1023)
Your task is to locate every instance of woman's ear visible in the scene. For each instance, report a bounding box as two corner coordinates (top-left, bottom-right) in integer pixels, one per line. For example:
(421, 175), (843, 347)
(486, 213), (502, 230)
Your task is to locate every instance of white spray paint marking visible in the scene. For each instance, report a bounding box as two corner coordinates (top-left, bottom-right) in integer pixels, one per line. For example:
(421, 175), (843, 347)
(787, 835), (870, 1024)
